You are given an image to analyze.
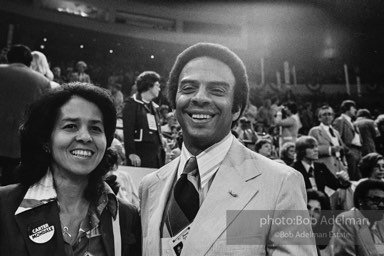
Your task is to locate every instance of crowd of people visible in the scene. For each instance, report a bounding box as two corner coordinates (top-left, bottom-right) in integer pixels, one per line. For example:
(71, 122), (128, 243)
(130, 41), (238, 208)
(1, 42), (384, 255)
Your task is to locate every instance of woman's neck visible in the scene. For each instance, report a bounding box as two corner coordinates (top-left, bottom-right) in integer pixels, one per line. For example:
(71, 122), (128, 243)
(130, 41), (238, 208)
(53, 172), (89, 211)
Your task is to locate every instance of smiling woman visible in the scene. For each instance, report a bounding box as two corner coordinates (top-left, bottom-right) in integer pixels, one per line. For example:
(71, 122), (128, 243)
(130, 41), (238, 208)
(0, 83), (141, 256)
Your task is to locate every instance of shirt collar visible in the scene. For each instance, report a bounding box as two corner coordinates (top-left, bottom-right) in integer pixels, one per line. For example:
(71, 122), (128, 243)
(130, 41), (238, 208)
(15, 171), (118, 219)
(178, 132), (234, 188)
(301, 160), (314, 173)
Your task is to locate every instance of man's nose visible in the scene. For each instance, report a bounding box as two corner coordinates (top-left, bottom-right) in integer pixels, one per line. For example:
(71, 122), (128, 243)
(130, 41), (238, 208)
(191, 86), (210, 104)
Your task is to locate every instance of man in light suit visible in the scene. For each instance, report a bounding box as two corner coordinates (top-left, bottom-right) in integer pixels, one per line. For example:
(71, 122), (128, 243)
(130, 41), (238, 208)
(354, 109), (377, 156)
(330, 179), (384, 255)
(309, 105), (347, 176)
(139, 42), (317, 255)
(333, 100), (363, 181)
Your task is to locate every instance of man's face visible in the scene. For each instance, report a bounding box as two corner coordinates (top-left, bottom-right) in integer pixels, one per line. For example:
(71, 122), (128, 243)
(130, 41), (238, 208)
(304, 145), (319, 161)
(319, 108), (334, 125)
(360, 189), (384, 222)
(175, 57), (240, 154)
(347, 106), (357, 117)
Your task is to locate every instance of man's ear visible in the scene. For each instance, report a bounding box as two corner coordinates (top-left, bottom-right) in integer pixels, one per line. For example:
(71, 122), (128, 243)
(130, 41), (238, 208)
(232, 107), (241, 122)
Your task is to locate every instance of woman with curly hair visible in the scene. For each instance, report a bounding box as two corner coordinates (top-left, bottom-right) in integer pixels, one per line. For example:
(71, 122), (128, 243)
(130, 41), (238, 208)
(0, 83), (141, 256)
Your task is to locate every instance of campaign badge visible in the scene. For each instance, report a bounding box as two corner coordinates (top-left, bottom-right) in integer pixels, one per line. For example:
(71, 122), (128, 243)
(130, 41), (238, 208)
(28, 223), (55, 244)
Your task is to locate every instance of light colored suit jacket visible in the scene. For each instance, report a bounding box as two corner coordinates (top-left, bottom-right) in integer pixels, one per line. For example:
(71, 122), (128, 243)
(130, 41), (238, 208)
(139, 139), (317, 255)
(309, 125), (346, 175)
(330, 208), (384, 256)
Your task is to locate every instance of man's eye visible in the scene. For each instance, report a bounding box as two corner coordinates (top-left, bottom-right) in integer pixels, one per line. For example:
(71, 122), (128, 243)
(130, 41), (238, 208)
(179, 84), (196, 93)
(210, 88), (226, 95)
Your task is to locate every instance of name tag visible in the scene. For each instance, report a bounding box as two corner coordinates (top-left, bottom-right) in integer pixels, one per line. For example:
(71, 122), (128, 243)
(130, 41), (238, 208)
(161, 224), (191, 256)
(147, 114), (158, 131)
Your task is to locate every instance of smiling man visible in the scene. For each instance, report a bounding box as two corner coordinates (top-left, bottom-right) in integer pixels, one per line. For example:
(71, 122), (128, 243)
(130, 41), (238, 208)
(139, 42), (317, 255)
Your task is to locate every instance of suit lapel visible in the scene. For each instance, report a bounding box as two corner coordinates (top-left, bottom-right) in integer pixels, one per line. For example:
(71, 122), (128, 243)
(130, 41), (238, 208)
(14, 201), (66, 256)
(146, 159), (179, 255)
(320, 125), (333, 145)
(182, 140), (261, 256)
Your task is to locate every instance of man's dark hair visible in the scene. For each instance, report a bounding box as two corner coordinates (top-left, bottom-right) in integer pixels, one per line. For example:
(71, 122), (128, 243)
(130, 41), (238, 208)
(255, 138), (272, 153)
(18, 82), (116, 202)
(307, 189), (331, 211)
(358, 152), (384, 178)
(340, 100), (356, 113)
(356, 108), (371, 118)
(7, 44), (33, 66)
(284, 101), (297, 114)
(354, 179), (384, 209)
(295, 136), (318, 161)
(135, 71), (160, 94)
(167, 42), (249, 121)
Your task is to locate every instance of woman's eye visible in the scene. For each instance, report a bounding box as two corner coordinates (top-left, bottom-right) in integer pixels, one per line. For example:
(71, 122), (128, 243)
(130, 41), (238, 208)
(91, 126), (103, 133)
(63, 124), (77, 130)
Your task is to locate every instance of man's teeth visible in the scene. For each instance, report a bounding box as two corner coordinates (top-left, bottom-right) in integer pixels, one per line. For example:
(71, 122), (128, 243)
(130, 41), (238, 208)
(192, 114), (211, 119)
(71, 150), (93, 157)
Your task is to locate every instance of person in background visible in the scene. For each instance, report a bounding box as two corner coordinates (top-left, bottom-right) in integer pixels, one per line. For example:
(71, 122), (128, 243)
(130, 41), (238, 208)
(122, 71), (164, 168)
(309, 105), (347, 176)
(330, 152), (384, 211)
(255, 138), (273, 158)
(0, 44), (51, 186)
(275, 101), (299, 146)
(70, 61), (91, 83)
(235, 116), (258, 150)
(256, 99), (274, 130)
(139, 42), (317, 255)
(31, 51), (60, 89)
(333, 100), (362, 181)
(52, 66), (64, 84)
(0, 83), (141, 255)
(354, 108), (377, 156)
(307, 189), (332, 255)
(375, 114), (384, 156)
(108, 83), (124, 118)
(293, 136), (350, 196)
(329, 179), (384, 256)
(280, 141), (296, 166)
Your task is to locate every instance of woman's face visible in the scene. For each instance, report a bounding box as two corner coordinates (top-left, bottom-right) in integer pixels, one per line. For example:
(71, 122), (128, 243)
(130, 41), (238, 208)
(372, 159), (384, 180)
(307, 199), (322, 226)
(287, 146), (296, 160)
(259, 143), (272, 157)
(49, 96), (107, 179)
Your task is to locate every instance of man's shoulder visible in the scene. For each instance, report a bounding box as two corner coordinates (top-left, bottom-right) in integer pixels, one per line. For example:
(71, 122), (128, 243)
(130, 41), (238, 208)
(309, 125), (321, 134)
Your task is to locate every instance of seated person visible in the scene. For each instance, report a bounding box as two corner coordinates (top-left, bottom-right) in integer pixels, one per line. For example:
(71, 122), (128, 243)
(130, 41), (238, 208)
(330, 152), (384, 211)
(280, 141), (296, 166)
(293, 136), (350, 196)
(330, 179), (384, 256)
(307, 189), (332, 255)
(255, 138), (273, 158)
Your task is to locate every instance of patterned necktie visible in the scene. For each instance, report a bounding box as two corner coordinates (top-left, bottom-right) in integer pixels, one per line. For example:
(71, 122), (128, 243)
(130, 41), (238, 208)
(174, 156), (200, 222)
(329, 127), (336, 137)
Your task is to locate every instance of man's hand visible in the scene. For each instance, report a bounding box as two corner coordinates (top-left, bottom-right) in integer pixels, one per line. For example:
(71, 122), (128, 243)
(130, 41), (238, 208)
(129, 154), (141, 167)
(336, 170), (350, 182)
(331, 145), (342, 156)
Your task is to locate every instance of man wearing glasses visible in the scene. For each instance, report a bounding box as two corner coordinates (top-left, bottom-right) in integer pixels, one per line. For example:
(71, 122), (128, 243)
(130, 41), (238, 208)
(309, 105), (347, 176)
(330, 179), (384, 255)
